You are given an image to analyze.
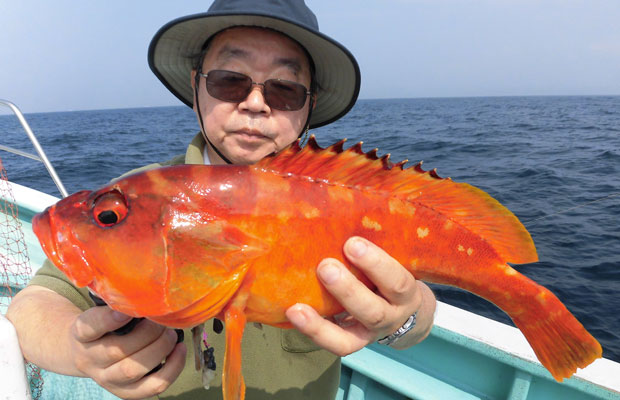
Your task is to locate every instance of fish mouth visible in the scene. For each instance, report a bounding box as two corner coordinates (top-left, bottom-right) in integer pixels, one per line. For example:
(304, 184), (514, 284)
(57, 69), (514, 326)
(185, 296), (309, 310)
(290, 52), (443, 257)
(32, 208), (64, 269)
(32, 191), (95, 287)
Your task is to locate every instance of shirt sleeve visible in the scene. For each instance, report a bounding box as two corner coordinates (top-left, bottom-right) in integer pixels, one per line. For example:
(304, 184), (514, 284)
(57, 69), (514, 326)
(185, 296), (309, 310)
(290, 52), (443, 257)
(28, 259), (94, 311)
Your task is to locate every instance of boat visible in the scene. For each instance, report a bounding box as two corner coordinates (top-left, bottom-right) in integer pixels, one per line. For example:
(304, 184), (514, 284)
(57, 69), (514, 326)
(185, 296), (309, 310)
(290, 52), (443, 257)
(2, 100), (619, 399)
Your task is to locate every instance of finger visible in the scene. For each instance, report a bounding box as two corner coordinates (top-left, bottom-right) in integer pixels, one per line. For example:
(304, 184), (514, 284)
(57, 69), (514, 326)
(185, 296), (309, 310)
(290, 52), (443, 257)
(72, 306), (134, 343)
(102, 328), (180, 385)
(317, 257), (394, 331)
(88, 319), (168, 367)
(105, 342), (187, 400)
(286, 303), (372, 357)
(344, 237), (420, 307)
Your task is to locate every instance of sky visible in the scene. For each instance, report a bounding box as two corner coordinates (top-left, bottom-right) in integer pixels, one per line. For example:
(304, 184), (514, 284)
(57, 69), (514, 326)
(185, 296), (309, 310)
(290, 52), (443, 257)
(1, 0), (620, 114)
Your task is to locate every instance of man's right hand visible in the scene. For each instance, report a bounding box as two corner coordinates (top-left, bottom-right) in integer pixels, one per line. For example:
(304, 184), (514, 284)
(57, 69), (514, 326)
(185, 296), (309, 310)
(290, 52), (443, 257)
(7, 286), (186, 400)
(70, 306), (186, 399)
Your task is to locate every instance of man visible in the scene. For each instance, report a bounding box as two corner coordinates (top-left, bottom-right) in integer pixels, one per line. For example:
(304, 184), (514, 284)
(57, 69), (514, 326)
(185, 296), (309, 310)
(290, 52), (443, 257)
(7, 1), (436, 399)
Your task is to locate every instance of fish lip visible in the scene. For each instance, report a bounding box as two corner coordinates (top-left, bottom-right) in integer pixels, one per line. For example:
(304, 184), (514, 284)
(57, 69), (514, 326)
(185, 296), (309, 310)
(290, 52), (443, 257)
(32, 207), (64, 268)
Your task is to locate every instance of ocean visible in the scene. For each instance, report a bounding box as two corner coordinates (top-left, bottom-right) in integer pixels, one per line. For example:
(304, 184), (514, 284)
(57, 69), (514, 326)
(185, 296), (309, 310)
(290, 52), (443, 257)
(1, 96), (619, 363)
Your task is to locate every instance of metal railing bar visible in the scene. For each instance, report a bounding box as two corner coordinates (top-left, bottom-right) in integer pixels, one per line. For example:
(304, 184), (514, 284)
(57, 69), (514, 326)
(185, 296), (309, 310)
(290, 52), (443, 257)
(0, 145), (42, 162)
(0, 100), (68, 198)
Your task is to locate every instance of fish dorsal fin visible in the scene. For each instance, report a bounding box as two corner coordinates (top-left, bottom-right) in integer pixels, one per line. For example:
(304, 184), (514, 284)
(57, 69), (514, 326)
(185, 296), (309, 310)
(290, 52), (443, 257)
(255, 135), (537, 264)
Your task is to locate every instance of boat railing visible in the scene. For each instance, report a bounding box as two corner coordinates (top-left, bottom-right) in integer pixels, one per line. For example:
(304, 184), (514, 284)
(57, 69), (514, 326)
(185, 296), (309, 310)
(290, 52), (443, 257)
(0, 99), (68, 198)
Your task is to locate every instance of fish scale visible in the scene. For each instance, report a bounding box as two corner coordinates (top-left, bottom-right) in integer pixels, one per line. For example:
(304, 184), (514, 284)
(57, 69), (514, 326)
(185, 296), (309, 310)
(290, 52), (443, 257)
(33, 136), (602, 400)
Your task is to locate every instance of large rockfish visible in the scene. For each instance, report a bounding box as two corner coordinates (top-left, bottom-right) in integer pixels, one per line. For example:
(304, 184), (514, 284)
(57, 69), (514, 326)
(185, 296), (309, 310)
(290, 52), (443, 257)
(33, 137), (602, 400)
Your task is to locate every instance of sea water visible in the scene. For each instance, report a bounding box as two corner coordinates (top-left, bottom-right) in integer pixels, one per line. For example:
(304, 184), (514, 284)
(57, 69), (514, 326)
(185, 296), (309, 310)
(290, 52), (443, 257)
(1, 95), (619, 362)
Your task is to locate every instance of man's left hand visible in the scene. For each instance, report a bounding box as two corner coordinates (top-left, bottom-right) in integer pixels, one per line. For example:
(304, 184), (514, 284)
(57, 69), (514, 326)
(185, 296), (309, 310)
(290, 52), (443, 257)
(285, 236), (436, 355)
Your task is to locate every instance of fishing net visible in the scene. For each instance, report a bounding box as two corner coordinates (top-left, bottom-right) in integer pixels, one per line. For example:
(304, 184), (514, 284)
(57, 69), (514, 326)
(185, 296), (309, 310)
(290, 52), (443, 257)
(0, 156), (44, 399)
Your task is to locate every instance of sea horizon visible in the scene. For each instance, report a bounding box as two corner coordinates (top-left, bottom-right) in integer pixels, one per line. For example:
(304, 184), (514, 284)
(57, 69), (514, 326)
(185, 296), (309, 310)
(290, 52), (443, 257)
(3, 93), (620, 117)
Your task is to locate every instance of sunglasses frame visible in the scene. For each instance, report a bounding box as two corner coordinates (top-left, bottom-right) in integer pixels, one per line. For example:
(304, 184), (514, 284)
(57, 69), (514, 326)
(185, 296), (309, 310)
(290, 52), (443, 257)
(199, 69), (311, 111)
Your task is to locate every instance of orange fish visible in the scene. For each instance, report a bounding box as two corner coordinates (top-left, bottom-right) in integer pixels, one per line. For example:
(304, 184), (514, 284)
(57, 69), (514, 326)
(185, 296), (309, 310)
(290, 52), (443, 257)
(33, 137), (602, 400)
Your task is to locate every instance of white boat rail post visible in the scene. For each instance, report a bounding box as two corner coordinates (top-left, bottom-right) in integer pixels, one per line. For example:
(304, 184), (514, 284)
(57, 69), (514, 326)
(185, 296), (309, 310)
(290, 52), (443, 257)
(0, 314), (33, 400)
(0, 99), (68, 198)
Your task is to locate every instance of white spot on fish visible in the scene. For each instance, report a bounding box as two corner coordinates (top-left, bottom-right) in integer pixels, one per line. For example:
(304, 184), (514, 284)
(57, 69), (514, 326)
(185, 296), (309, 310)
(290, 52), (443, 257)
(458, 245), (465, 252)
(299, 202), (320, 219)
(417, 227), (429, 238)
(467, 248), (474, 256)
(278, 211), (291, 224)
(328, 186), (354, 203)
(504, 265), (518, 276)
(388, 198), (416, 215)
(362, 216), (382, 231)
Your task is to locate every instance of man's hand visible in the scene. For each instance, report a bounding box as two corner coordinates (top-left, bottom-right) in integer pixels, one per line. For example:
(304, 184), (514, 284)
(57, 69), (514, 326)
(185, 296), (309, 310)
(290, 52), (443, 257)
(69, 306), (186, 399)
(285, 236), (436, 355)
(7, 286), (186, 400)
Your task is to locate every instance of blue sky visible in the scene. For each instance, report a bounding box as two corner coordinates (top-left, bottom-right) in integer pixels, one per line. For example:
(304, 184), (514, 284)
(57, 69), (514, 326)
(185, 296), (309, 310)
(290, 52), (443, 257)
(1, 0), (619, 114)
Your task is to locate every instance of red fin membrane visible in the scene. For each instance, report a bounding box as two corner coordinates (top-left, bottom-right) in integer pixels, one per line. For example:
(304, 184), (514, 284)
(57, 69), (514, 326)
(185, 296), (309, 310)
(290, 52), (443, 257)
(256, 135), (538, 264)
(509, 282), (603, 380)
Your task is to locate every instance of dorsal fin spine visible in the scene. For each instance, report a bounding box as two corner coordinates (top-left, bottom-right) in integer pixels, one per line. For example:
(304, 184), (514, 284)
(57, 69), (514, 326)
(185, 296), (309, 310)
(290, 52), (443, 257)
(255, 136), (538, 264)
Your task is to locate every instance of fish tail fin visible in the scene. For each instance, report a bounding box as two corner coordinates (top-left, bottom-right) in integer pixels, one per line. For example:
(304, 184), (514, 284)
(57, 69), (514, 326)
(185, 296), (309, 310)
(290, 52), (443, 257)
(223, 305), (247, 400)
(509, 284), (602, 381)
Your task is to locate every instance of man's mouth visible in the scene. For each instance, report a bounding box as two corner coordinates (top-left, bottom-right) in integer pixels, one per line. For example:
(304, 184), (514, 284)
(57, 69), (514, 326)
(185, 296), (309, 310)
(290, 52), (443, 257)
(233, 129), (269, 140)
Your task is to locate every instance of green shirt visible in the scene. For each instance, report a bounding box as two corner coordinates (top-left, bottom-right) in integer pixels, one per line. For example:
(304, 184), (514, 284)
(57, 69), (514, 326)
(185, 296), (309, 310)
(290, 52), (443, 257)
(29, 133), (340, 399)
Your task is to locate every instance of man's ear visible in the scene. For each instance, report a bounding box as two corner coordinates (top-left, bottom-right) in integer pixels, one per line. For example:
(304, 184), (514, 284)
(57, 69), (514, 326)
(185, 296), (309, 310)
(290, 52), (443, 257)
(190, 70), (198, 111)
(190, 69), (197, 89)
(311, 93), (317, 110)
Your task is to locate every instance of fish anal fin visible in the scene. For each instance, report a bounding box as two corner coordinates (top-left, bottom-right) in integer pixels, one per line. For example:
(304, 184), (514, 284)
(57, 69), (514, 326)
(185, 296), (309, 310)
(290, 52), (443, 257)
(257, 136), (537, 264)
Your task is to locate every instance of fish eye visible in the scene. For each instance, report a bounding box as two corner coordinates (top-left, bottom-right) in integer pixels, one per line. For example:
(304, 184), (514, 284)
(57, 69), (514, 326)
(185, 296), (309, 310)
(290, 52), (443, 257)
(92, 190), (128, 227)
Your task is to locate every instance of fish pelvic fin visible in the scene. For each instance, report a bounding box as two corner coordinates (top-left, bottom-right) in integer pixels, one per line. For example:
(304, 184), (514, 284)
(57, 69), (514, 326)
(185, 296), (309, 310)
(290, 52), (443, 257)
(256, 135), (537, 264)
(508, 279), (602, 381)
(222, 288), (251, 400)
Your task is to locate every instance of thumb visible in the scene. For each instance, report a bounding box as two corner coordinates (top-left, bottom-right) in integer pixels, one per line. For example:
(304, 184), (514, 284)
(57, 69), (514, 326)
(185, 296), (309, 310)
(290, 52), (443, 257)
(72, 306), (133, 343)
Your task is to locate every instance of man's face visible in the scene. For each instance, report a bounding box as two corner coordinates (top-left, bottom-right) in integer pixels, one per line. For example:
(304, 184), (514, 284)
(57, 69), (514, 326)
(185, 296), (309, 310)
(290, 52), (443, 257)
(192, 27), (313, 165)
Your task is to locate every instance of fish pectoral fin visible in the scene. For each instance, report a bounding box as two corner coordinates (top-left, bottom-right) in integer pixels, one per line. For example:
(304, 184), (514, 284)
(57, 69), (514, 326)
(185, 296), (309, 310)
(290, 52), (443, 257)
(165, 217), (268, 273)
(222, 291), (250, 400)
(149, 263), (251, 328)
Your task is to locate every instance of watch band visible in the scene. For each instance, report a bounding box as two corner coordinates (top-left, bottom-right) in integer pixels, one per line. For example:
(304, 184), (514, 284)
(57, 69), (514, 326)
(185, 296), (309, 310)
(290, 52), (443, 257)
(377, 311), (418, 346)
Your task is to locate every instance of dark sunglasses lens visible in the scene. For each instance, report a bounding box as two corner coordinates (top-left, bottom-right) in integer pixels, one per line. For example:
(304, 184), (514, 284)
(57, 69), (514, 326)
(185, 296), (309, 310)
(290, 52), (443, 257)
(205, 70), (251, 102)
(264, 80), (307, 111)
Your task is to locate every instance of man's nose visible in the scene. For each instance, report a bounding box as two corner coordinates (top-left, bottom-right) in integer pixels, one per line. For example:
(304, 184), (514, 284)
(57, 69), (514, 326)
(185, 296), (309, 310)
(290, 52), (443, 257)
(240, 84), (270, 113)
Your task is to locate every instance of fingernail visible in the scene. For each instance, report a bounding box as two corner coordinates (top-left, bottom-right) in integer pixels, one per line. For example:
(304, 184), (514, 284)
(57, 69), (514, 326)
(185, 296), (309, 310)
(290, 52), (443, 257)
(319, 262), (341, 284)
(288, 304), (308, 328)
(111, 311), (131, 322)
(348, 238), (367, 258)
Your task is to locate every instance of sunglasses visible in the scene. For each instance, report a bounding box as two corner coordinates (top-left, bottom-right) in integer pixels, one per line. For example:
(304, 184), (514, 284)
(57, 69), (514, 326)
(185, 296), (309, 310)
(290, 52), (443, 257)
(199, 70), (311, 111)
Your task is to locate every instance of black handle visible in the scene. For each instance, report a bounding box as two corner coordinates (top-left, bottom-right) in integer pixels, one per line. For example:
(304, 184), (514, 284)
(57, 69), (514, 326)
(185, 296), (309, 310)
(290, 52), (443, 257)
(89, 291), (144, 335)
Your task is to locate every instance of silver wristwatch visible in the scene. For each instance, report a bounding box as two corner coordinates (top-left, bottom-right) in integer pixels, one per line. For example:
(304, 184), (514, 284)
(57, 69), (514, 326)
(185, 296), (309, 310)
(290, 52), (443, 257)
(377, 311), (418, 346)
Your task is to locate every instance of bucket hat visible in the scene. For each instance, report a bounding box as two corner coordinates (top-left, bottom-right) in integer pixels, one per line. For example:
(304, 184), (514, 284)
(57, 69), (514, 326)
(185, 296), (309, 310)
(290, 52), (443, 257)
(148, 0), (361, 129)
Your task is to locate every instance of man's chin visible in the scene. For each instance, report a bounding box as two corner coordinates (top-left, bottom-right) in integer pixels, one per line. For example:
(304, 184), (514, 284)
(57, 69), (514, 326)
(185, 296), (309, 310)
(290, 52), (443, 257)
(226, 141), (275, 164)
